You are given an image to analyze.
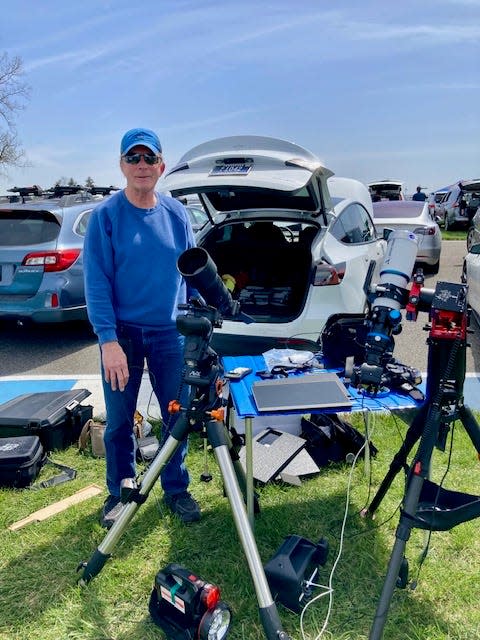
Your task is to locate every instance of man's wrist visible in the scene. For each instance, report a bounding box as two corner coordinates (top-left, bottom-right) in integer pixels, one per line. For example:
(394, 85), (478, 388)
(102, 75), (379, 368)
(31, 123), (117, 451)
(101, 340), (119, 351)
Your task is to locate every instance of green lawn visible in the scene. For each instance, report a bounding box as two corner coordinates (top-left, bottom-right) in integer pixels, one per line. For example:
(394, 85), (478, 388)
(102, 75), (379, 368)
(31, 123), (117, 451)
(1, 412), (479, 640)
(440, 229), (467, 241)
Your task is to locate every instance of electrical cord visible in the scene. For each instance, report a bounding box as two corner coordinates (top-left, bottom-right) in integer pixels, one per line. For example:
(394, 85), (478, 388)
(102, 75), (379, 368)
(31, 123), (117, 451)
(300, 422), (369, 639)
(299, 392), (419, 638)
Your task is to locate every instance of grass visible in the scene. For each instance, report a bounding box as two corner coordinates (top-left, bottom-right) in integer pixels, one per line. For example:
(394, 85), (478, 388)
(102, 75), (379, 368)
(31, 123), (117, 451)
(1, 412), (480, 640)
(440, 229), (467, 241)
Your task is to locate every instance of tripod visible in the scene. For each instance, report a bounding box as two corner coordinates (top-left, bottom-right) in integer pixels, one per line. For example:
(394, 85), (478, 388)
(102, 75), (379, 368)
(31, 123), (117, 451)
(363, 281), (480, 639)
(78, 299), (291, 640)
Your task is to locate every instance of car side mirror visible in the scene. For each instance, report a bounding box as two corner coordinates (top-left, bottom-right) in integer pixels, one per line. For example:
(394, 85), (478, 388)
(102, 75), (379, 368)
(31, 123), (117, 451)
(383, 228), (394, 241)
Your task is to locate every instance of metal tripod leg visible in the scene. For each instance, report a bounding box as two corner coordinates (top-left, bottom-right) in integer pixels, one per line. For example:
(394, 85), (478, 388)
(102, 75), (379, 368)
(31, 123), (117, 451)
(369, 398), (444, 640)
(363, 404), (428, 518)
(78, 413), (290, 640)
(206, 418), (290, 640)
(369, 471), (426, 640)
(78, 416), (190, 585)
(458, 404), (480, 453)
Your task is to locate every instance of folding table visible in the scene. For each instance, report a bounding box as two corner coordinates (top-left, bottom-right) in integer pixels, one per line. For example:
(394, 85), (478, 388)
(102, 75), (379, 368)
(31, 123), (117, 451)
(223, 354), (423, 525)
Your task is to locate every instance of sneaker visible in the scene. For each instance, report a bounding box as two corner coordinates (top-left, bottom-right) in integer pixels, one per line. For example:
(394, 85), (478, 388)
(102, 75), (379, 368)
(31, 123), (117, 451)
(164, 491), (201, 524)
(100, 494), (123, 529)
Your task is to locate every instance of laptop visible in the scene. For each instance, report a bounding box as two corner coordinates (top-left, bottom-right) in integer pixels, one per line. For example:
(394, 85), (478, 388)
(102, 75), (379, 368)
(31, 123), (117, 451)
(252, 373), (353, 413)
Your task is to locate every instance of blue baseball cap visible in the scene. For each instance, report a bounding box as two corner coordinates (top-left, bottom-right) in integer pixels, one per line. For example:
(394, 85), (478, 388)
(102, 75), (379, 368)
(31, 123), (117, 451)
(120, 128), (162, 155)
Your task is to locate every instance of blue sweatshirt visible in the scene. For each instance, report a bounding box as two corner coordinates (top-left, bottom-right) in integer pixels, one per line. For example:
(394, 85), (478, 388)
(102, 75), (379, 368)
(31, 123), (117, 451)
(83, 190), (196, 345)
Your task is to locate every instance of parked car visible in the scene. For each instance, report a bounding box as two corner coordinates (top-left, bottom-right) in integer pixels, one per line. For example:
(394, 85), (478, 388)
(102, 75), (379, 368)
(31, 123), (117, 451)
(467, 207), (480, 251)
(0, 192), (104, 324)
(372, 200), (441, 274)
(462, 242), (480, 325)
(368, 180), (405, 202)
(162, 135), (386, 355)
(427, 189), (449, 224)
(440, 179), (480, 230)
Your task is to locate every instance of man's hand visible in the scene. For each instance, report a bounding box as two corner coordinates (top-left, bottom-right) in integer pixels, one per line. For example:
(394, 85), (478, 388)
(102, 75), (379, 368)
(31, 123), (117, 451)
(101, 341), (129, 391)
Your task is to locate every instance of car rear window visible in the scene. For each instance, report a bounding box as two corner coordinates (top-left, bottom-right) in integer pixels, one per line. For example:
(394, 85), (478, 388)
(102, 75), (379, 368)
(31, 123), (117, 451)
(0, 210), (61, 246)
(204, 186), (317, 212)
(373, 202), (425, 218)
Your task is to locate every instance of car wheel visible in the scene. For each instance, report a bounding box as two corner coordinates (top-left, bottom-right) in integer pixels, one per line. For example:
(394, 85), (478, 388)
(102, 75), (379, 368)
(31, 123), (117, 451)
(467, 227), (476, 252)
(423, 260), (439, 275)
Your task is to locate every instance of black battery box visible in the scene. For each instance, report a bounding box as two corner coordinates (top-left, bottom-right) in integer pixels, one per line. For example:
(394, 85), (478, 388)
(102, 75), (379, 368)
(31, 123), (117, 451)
(0, 389), (93, 452)
(0, 435), (46, 488)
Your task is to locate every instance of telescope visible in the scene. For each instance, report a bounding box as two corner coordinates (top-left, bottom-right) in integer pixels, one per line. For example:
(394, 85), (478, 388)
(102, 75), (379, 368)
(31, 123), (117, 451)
(177, 247), (240, 318)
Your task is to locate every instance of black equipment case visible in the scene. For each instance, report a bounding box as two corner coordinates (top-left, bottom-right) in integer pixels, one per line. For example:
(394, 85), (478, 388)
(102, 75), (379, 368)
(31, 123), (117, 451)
(0, 435), (46, 488)
(0, 389), (93, 452)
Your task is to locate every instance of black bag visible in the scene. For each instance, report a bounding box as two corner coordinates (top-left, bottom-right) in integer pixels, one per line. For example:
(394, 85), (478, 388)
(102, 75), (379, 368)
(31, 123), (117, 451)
(320, 313), (368, 369)
(0, 389), (93, 452)
(301, 413), (378, 466)
(0, 435), (76, 489)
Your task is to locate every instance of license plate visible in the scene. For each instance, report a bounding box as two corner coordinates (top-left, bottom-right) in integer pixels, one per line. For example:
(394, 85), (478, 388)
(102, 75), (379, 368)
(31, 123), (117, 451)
(209, 164), (252, 176)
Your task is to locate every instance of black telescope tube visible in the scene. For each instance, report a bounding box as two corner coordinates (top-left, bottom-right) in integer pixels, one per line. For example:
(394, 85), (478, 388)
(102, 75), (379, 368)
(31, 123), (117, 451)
(177, 247), (238, 317)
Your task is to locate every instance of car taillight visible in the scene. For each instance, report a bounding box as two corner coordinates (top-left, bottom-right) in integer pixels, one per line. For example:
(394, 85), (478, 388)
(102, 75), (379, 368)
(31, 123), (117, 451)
(313, 260), (345, 286)
(22, 249), (81, 272)
(413, 226), (436, 236)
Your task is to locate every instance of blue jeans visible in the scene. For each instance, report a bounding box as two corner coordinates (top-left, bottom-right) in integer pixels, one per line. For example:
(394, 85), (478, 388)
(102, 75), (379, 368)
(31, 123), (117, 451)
(102, 323), (189, 498)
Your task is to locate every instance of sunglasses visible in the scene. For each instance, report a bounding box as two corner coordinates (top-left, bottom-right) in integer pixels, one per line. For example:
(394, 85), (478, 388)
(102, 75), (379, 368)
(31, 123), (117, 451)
(122, 153), (162, 165)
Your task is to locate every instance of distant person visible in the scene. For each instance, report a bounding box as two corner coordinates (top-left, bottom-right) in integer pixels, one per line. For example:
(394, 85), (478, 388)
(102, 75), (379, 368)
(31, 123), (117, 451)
(412, 186), (427, 202)
(371, 190), (382, 202)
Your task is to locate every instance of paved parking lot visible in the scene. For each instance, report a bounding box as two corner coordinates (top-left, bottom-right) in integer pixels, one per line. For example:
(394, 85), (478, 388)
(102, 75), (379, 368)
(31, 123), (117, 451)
(0, 241), (478, 415)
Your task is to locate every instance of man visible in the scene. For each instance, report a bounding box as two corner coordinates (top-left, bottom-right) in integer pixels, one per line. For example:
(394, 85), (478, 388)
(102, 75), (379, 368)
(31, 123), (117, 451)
(83, 127), (201, 528)
(412, 186), (427, 202)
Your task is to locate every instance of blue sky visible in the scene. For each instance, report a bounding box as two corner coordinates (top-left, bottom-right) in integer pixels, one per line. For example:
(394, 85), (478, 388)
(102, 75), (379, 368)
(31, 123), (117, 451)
(1, 0), (479, 197)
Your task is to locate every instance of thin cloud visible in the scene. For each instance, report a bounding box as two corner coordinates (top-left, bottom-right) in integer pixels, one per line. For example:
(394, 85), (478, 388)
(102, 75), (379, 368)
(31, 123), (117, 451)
(351, 22), (480, 43)
(163, 107), (271, 134)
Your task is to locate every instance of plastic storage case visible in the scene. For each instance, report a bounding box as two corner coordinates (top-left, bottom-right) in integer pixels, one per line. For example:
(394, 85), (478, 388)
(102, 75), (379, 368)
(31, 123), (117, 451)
(0, 435), (45, 488)
(0, 389), (93, 451)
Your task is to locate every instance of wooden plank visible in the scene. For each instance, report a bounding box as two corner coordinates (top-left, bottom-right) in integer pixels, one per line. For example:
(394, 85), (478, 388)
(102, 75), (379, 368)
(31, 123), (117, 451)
(8, 484), (103, 530)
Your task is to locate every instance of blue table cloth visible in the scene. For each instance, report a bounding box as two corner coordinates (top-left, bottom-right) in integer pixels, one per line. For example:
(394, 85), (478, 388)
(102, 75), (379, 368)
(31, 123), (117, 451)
(223, 355), (422, 418)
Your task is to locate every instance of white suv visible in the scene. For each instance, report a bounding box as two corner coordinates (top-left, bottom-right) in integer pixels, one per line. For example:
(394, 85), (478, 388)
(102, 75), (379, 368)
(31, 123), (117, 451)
(441, 180), (480, 230)
(163, 135), (386, 355)
(368, 180), (405, 202)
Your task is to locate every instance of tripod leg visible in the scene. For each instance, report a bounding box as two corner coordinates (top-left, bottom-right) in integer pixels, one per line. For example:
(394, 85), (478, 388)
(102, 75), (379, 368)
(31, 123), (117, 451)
(207, 419), (291, 640)
(363, 404), (427, 518)
(369, 472), (425, 639)
(78, 416), (190, 585)
(370, 397), (445, 639)
(459, 404), (480, 454)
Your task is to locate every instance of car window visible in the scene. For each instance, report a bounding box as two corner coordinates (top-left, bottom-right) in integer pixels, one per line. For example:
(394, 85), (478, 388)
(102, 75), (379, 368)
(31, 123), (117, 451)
(75, 209), (94, 236)
(204, 186), (317, 213)
(187, 206), (208, 225)
(331, 203), (376, 244)
(373, 202), (425, 218)
(0, 209), (60, 246)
